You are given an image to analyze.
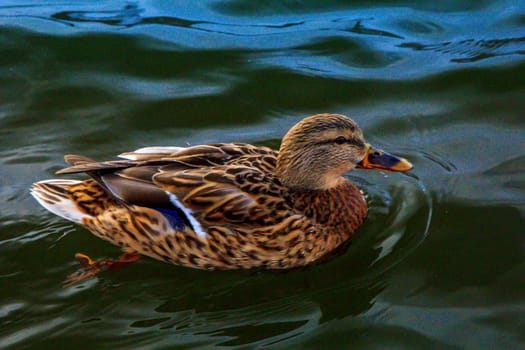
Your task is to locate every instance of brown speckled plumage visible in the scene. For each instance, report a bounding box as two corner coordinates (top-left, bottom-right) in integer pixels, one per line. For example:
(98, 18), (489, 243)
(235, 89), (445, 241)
(31, 114), (412, 280)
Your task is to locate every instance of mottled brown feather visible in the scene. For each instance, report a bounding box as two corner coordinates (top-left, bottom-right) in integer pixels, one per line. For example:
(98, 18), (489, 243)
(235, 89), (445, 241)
(32, 115), (378, 272)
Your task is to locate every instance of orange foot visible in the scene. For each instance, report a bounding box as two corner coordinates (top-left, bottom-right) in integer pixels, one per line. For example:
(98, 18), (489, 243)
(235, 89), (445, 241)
(63, 252), (142, 286)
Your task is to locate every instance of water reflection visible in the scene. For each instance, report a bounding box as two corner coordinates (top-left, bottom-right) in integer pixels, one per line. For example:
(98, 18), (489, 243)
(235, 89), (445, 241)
(347, 20), (404, 39)
(53, 3), (144, 27)
(2, 1), (524, 79)
(400, 36), (525, 63)
(51, 2), (306, 34)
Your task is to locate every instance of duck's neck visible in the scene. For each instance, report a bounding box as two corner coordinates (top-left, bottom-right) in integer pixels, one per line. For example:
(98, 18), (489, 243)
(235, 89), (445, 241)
(291, 179), (368, 238)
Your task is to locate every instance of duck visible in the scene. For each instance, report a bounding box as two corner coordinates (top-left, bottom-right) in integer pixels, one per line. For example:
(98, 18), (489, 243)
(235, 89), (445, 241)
(31, 113), (412, 285)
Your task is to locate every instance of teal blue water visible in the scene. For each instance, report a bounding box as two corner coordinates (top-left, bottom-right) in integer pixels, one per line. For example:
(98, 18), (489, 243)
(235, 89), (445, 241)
(1, 1), (524, 349)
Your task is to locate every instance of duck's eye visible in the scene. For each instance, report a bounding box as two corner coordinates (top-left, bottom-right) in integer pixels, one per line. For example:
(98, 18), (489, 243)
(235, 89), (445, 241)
(334, 136), (347, 145)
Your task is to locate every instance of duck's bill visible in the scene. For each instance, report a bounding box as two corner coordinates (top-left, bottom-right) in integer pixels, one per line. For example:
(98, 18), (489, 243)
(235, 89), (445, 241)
(357, 144), (413, 172)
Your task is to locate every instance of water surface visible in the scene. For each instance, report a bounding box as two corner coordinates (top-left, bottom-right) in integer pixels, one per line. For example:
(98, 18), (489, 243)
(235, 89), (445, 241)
(1, 1), (524, 349)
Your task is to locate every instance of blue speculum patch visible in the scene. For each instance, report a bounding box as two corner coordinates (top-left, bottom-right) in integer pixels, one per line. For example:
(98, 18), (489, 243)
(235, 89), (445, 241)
(154, 207), (187, 231)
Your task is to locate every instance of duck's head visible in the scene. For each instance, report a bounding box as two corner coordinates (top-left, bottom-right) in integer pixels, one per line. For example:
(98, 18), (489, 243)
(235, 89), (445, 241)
(276, 113), (413, 191)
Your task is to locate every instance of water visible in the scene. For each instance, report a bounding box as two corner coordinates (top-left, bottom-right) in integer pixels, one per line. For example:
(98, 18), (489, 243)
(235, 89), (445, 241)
(1, 1), (524, 349)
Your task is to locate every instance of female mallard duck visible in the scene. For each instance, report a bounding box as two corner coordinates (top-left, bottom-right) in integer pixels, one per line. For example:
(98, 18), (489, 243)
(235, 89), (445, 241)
(31, 114), (412, 284)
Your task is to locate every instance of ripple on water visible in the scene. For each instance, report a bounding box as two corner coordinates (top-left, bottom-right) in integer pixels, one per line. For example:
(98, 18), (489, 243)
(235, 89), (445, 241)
(351, 168), (432, 273)
(399, 36), (525, 63)
(2, 1), (523, 80)
(0, 317), (70, 349)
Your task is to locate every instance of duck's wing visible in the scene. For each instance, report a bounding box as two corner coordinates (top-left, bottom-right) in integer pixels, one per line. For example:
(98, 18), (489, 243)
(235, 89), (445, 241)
(57, 143), (276, 174)
(54, 143), (290, 228)
(119, 143), (276, 164)
(152, 164), (292, 227)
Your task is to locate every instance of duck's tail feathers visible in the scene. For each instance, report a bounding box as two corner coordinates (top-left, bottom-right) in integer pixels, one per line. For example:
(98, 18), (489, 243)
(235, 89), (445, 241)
(30, 179), (90, 224)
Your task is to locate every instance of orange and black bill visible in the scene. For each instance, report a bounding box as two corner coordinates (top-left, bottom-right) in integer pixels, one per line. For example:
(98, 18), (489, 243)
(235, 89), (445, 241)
(357, 143), (413, 172)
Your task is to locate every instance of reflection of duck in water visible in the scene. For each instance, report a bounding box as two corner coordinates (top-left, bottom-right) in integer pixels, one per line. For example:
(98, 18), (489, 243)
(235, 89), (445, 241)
(31, 114), (412, 285)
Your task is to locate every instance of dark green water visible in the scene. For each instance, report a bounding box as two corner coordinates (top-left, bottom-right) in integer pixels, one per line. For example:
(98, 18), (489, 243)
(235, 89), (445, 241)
(1, 1), (524, 349)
